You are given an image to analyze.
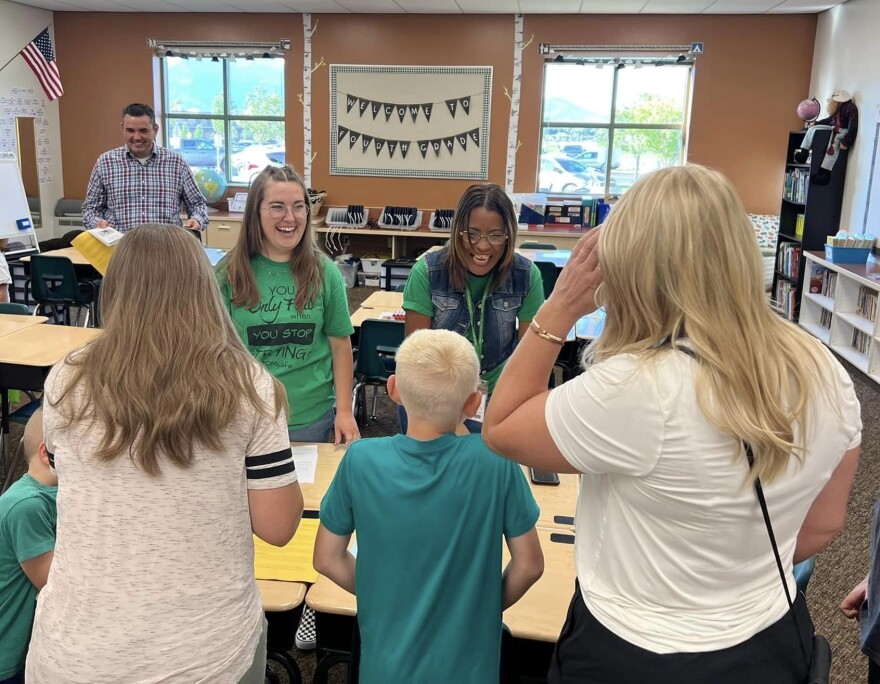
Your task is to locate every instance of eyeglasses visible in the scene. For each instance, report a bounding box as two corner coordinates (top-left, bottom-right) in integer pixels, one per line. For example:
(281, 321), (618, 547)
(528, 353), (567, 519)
(460, 230), (508, 246)
(264, 202), (309, 219)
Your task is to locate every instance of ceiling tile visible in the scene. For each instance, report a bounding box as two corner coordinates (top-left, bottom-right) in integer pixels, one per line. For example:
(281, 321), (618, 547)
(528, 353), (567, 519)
(575, 0), (650, 12)
(394, 0), (463, 10)
(772, 0), (841, 11)
(333, 0), (406, 11)
(456, 0), (519, 11)
(641, 0), (715, 12)
(13, 0), (92, 8)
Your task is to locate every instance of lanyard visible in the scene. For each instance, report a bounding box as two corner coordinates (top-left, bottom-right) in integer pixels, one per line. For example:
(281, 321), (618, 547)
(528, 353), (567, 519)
(464, 284), (490, 365)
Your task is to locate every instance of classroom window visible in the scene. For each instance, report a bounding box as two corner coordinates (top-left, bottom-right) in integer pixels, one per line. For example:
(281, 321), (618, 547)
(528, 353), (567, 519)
(162, 55), (285, 185)
(538, 59), (692, 197)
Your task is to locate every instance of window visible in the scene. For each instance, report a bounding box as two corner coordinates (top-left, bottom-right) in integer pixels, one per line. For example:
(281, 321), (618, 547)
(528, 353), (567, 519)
(162, 56), (285, 185)
(539, 58), (692, 197)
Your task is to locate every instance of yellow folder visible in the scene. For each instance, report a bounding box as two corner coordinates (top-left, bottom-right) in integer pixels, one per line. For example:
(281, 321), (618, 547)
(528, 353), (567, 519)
(70, 231), (115, 276)
(253, 518), (319, 583)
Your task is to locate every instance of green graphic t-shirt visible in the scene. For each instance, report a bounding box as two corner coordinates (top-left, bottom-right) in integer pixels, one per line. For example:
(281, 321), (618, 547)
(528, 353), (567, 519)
(218, 255), (354, 431)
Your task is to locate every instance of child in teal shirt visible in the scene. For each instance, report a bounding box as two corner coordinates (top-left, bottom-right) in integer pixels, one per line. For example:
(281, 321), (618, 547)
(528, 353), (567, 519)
(314, 329), (544, 683)
(0, 409), (57, 684)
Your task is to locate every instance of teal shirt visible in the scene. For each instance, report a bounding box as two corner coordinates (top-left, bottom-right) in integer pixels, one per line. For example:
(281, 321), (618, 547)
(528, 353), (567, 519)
(403, 258), (544, 392)
(217, 255), (354, 431)
(320, 433), (539, 684)
(0, 474), (57, 678)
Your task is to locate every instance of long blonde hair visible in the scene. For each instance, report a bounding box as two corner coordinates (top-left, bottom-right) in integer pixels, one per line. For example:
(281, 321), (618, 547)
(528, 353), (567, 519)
(51, 223), (286, 475)
(222, 164), (324, 311)
(592, 164), (832, 484)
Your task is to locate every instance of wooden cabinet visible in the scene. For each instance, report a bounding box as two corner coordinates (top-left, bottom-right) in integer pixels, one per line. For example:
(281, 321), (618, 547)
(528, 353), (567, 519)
(205, 215), (243, 250)
(800, 251), (880, 381)
(772, 128), (848, 321)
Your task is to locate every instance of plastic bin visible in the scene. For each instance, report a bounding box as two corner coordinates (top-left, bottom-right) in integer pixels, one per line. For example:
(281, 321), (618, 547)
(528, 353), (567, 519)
(825, 245), (871, 264)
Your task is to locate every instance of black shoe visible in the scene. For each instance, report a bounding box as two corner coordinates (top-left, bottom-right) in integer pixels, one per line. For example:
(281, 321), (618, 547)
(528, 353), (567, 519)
(793, 148), (809, 164)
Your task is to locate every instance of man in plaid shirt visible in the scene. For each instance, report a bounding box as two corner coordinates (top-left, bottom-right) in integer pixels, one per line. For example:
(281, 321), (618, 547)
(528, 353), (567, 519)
(82, 103), (208, 234)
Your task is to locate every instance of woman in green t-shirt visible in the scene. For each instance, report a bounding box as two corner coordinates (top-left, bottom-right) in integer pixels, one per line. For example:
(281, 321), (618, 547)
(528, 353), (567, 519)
(217, 165), (358, 446)
(402, 183), (545, 432)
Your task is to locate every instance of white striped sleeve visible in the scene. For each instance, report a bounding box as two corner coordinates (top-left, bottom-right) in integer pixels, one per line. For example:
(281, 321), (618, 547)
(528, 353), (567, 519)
(246, 368), (298, 490)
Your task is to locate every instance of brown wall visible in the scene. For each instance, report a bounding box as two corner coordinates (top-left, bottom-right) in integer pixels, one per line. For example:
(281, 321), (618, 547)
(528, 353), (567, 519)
(16, 117), (39, 199)
(55, 12), (815, 214)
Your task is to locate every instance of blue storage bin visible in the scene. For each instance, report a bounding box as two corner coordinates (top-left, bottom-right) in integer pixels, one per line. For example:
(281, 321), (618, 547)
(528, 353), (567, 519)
(825, 245), (871, 264)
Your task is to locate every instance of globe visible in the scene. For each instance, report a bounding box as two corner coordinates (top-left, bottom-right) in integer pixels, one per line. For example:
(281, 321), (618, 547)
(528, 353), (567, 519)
(193, 167), (228, 206)
(797, 97), (821, 123)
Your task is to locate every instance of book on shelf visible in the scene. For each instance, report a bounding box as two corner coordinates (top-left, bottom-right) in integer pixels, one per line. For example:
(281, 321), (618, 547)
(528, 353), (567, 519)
(851, 329), (872, 356)
(783, 168), (808, 204)
(776, 243), (802, 279)
(822, 270), (838, 297)
(795, 213), (805, 239)
(820, 309), (833, 329)
(774, 280), (797, 320)
(857, 286), (878, 323)
(808, 263), (825, 294)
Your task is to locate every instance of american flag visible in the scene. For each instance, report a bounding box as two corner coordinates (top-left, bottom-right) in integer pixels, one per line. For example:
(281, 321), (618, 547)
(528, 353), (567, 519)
(20, 28), (63, 101)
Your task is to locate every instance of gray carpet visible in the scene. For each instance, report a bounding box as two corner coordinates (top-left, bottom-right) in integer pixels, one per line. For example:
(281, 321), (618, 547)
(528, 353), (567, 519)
(3, 289), (878, 682)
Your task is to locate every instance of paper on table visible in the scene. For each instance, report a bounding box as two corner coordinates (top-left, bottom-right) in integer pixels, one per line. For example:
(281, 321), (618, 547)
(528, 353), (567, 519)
(254, 518), (319, 583)
(292, 444), (318, 484)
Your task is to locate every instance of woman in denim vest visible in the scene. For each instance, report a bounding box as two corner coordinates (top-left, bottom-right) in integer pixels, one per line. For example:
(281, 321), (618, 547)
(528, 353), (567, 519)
(401, 183), (544, 432)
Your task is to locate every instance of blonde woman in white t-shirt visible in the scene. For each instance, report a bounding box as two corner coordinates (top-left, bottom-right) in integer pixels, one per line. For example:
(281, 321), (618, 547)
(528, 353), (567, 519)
(26, 224), (304, 684)
(484, 165), (861, 683)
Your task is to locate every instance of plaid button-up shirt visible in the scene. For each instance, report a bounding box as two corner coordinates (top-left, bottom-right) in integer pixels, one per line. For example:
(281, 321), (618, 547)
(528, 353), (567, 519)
(82, 145), (209, 233)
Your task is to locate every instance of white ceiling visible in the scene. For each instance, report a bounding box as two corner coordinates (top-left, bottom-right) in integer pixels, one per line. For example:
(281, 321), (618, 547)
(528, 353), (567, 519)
(10, 0), (850, 13)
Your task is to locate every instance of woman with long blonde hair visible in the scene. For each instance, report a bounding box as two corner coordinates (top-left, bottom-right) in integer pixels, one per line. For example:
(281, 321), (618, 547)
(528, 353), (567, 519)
(217, 165), (357, 446)
(484, 165), (861, 683)
(27, 224), (304, 684)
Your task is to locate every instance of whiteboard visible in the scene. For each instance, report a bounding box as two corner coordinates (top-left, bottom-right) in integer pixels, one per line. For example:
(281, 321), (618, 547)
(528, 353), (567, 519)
(864, 122), (880, 235)
(0, 156), (35, 241)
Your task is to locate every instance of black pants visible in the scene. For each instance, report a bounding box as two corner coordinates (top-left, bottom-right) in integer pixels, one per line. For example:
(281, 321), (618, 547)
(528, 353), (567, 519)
(869, 658), (880, 684)
(548, 581), (813, 684)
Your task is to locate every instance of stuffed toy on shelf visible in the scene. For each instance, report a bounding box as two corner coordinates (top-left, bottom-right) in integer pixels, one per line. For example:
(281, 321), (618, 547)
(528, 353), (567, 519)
(793, 89), (858, 185)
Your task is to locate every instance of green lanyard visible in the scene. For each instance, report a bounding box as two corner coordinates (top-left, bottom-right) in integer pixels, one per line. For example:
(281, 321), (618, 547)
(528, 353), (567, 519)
(464, 284), (490, 366)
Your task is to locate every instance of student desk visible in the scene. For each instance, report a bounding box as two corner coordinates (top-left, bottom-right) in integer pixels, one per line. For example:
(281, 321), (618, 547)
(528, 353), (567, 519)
(0, 314), (47, 338)
(20, 246), (90, 266)
(305, 526), (576, 683)
(517, 248), (572, 269)
(350, 306), (401, 328)
(360, 290), (404, 309)
(257, 579), (309, 682)
(292, 441), (347, 512)
(526, 467), (579, 530)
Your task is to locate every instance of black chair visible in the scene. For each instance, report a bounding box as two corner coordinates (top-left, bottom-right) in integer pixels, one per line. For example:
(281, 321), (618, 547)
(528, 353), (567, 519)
(27, 255), (99, 327)
(352, 319), (404, 424)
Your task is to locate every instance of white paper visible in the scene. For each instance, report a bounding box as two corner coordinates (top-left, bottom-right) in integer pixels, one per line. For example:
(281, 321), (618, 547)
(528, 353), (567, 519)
(292, 444), (318, 484)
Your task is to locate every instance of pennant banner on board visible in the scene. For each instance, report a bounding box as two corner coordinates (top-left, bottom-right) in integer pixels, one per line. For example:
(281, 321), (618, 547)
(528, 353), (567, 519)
(443, 136), (455, 154)
(371, 101), (382, 120)
(348, 131), (361, 149)
(457, 132), (468, 151)
(460, 96), (471, 116)
(337, 126), (349, 145)
(361, 134), (374, 152)
(430, 139), (442, 157)
(396, 106), (407, 124)
(335, 126), (479, 158)
(384, 103), (394, 122)
(373, 138), (386, 156)
(446, 99), (458, 118)
(387, 140), (398, 158)
(418, 140), (430, 159)
(409, 105), (420, 124)
(399, 141), (410, 158)
(421, 103), (433, 122)
(346, 95), (357, 113)
(358, 98), (369, 117)
(468, 128), (479, 146)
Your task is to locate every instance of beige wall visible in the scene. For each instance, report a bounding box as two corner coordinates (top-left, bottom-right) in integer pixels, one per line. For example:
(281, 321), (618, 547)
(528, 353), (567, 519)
(55, 11), (817, 214)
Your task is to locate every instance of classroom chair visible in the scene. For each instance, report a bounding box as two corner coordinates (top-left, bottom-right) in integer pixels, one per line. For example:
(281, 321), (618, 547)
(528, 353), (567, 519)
(351, 319), (404, 424)
(535, 261), (558, 300)
(0, 302), (29, 315)
(394, 283), (406, 292)
(26, 255), (99, 327)
(520, 242), (557, 250)
(794, 556), (817, 594)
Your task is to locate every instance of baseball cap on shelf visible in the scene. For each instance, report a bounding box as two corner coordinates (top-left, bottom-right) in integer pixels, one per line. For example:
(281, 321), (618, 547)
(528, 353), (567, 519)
(831, 89), (852, 103)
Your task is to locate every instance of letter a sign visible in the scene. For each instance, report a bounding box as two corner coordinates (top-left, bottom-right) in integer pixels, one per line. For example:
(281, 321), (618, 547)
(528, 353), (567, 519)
(690, 42), (704, 55)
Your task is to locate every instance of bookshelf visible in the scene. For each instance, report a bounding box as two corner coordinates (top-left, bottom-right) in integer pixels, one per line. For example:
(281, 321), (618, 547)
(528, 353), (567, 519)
(800, 251), (880, 382)
(772, 128), (848, 321)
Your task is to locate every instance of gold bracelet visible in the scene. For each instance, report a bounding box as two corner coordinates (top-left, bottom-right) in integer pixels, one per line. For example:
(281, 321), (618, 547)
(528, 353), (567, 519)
(530, 319), (566, 346)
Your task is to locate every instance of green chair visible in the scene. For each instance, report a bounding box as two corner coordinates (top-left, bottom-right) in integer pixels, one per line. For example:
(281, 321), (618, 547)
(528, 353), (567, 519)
(520, 241), (557, 250)
(352, 319), (404, 424)
(535, 261), (558, 300)
(394, 283), (407, 293)
(27, 255), (99, 327)
(0, 302), (29, 315)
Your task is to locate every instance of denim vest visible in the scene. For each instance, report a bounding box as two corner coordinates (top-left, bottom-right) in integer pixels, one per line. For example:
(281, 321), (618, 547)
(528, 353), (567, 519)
(425, 249), (532, 375)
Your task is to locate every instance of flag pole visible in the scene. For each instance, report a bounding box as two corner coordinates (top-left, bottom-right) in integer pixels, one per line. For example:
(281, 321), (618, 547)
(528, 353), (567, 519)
(0, 26), (52, 74)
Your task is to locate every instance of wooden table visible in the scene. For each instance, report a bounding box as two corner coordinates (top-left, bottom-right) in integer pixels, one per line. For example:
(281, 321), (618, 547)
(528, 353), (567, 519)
(293, 441), (347, 512)
(526, 466), (579, 530)
(350, 306), (402, 328)
(20, 246), (90, 266)
(305, 525), (576, 642)
(0, 315), (47, 338)
(361, 290), (404, 308)
(258, 579), (308, 612)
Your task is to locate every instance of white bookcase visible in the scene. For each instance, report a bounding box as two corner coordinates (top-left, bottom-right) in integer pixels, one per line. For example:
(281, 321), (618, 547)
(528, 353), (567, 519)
(799, 250), (880, 380)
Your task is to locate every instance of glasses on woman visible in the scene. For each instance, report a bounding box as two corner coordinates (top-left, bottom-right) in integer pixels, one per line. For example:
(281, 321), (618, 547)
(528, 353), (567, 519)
(460, 230), (508, 246)
(264, 202), (310, 219)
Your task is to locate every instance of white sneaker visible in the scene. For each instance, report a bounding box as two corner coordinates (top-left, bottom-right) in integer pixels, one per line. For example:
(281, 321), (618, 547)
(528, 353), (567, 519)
(295, 606), (317, 650)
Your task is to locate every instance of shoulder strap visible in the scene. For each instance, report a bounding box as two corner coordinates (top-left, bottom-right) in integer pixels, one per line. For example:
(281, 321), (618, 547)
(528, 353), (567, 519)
(744, 442), (794, 610)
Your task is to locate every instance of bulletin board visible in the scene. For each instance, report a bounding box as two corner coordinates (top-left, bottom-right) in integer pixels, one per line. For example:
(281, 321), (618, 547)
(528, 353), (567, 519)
(329, 65), (492, 180)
